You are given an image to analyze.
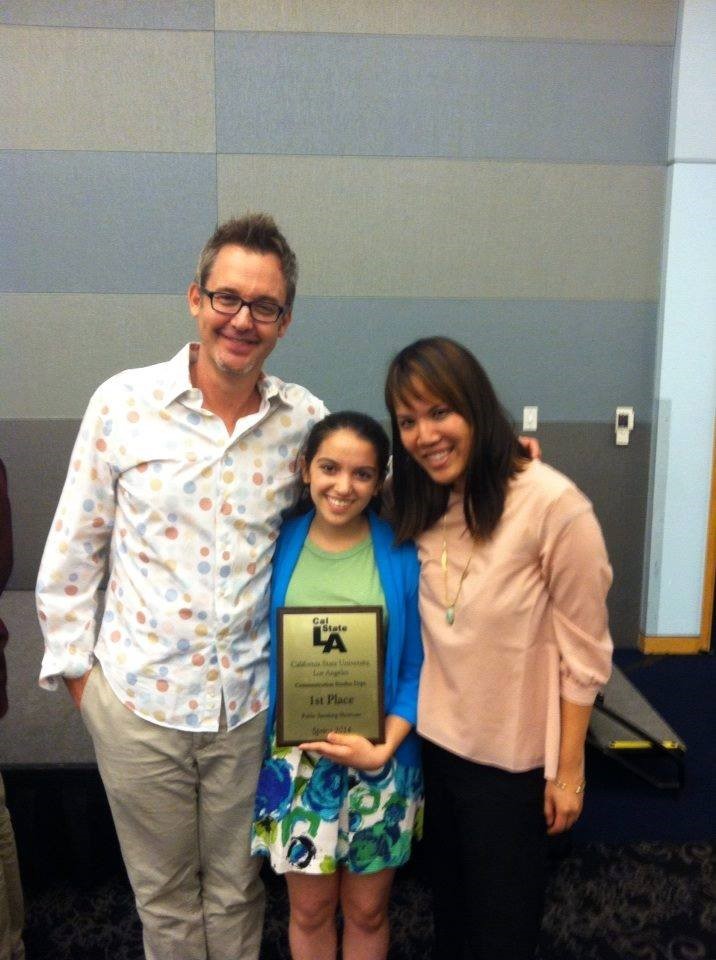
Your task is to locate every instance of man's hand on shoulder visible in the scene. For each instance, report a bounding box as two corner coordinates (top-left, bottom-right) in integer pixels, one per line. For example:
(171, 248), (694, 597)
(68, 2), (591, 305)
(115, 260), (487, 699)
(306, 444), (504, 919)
(64, 671), (92, 709)
(519, 436), (542, 460)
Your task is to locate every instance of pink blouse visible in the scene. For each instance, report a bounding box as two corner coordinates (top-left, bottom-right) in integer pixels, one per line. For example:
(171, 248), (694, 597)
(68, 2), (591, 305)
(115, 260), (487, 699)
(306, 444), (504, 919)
(416, 460), (613, 780)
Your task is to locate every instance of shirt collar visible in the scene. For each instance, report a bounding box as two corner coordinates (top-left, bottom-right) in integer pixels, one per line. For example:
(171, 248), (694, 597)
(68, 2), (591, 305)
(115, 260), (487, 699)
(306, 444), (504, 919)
(156, 343), (297, 410)
(154, 343), (198, 408)
(256, 370), (294, 407)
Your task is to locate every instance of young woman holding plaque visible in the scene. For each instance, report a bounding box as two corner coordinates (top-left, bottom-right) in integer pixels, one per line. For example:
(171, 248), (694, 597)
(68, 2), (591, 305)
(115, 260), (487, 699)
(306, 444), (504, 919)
(384, 337), (613, 960)
(251, 411), (423, 960)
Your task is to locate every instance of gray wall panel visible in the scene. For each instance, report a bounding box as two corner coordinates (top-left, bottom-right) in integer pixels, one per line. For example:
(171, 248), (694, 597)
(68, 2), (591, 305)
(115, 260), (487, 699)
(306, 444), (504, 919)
(0, 1), (214, 30)
(216, 33), (671, 163)
(0, 420), (81, 589)
(1, 416), (649, 651)
(0, 152), (217, 293)
(537, 422), (651, 648)
(0, 591), (95, 765)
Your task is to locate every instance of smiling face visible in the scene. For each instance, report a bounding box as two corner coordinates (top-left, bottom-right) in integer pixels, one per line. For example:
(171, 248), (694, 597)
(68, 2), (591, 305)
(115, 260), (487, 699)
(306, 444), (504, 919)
(393, 387), (474, 491)
(301, 428), (382, 540)
(188, 243), (291, 384)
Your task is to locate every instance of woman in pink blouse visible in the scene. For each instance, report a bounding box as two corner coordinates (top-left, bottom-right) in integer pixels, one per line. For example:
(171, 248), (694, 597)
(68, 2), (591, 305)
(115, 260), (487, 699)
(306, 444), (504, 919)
(384, 337), (613, 960)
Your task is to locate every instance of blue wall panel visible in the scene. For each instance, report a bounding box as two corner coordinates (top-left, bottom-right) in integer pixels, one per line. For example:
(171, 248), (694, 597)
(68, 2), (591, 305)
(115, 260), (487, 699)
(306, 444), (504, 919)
(1, 152), (218, 293)
(271, 298), (657, 422)
(216, 33), (671, 162)
(0, 1), (214, 29)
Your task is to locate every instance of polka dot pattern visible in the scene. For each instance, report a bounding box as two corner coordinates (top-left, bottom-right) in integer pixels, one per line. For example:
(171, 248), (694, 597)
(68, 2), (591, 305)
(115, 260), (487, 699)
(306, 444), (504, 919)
(37, 343), (328, 733)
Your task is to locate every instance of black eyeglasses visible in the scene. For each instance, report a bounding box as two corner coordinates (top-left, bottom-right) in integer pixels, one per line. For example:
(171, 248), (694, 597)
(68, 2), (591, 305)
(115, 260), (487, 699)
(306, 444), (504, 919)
(199, 288), (286, 324)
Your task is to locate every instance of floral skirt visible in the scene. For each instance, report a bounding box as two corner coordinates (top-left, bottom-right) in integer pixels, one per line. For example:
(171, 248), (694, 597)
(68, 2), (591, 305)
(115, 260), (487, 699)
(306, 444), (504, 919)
(251, 733), (423, 875)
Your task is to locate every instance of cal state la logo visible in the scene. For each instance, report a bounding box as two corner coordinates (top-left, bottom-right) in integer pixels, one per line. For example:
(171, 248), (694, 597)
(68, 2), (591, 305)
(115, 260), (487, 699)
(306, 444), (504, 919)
(313, 623), (347, 654)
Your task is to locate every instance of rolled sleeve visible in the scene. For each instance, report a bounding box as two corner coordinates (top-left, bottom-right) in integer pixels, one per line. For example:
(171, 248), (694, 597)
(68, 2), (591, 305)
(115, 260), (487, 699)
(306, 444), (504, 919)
(36, 389), (117, 688)
(541, 492), (613, 705)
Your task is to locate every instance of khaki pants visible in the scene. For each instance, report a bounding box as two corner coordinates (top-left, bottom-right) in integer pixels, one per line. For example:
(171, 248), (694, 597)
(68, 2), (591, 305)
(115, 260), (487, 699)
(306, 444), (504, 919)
(81, 664), (265, 960)
(0, 774), (24, 960)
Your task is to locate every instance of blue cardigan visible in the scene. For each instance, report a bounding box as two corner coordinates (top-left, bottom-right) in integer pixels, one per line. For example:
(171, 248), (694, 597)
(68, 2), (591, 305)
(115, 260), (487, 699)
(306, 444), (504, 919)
(267, 510), (423, 768)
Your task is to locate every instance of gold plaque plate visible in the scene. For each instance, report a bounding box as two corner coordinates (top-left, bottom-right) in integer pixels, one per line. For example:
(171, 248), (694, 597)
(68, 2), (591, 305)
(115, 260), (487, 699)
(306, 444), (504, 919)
(276, 606), (384, 746)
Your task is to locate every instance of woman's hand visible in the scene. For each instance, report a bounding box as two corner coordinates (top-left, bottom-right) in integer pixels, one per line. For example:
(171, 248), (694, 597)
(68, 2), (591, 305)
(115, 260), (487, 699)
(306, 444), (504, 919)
(543, 777), (584, 835)
(299, 731), (392, 771)
(546, 700), (591, 834)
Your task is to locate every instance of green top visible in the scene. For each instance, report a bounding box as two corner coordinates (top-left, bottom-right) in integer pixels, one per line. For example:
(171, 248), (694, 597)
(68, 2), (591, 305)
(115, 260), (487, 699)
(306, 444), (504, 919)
(286, 534), (387, 620)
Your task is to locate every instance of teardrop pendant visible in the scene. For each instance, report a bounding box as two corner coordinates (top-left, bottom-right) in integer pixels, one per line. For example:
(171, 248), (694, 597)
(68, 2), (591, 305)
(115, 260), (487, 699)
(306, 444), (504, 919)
(442, 513), (477, 628)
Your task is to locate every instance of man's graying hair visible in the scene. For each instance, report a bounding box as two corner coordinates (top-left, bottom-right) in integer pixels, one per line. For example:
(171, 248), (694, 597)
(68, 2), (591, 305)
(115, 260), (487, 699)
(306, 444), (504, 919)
(195, 213), (298, 308)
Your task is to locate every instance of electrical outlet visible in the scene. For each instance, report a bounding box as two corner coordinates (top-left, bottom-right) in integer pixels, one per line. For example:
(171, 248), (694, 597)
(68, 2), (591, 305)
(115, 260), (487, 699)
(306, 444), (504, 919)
(522, 406), (538, 431)
(615, 406), (634, 446)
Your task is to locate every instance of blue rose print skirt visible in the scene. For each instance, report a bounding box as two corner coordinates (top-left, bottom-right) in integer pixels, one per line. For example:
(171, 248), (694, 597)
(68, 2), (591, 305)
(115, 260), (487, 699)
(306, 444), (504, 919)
(251, 733), (423, 875)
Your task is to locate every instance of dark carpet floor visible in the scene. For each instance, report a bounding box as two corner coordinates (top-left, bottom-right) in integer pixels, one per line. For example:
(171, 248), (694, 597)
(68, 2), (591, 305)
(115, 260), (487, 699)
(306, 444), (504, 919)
(21, 840), (716, 960)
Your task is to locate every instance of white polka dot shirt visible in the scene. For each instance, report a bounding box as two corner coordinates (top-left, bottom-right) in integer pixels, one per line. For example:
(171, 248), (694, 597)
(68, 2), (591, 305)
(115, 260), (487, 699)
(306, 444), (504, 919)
(37, 344), (328, 731)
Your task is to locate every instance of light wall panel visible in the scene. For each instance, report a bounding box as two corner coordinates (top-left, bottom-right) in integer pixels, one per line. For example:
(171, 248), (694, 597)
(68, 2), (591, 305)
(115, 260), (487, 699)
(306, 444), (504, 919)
(0, 1), (214, 30)
(216, 33), (671, 163)
(216, 0), (678, 44)
(645, 163), (716, 635)
(670, 0), (716, 160)
(1, 152), (217, 293)
(0, 26), (215, 152)
(0, 295), (193, 418)
(219, 155), (665, 302)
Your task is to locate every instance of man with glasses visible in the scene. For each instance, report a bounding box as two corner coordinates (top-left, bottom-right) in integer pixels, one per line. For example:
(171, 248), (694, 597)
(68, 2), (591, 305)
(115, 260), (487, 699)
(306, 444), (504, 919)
(37, 214), (327, 960)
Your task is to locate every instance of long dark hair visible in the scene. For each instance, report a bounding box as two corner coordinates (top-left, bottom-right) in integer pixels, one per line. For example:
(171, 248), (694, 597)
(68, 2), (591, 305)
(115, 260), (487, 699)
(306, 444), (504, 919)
(291, 411), (390, 517)
(385, 337), (525, 541)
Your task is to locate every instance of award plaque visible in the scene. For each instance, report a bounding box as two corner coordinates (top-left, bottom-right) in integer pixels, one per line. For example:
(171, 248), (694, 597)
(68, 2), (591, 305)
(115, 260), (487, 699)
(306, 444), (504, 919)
(276, 606), (384, 746)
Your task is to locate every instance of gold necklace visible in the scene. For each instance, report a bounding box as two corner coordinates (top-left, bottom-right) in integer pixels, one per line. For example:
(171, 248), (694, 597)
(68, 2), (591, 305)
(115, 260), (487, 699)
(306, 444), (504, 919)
(441, 513), (477, 625)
